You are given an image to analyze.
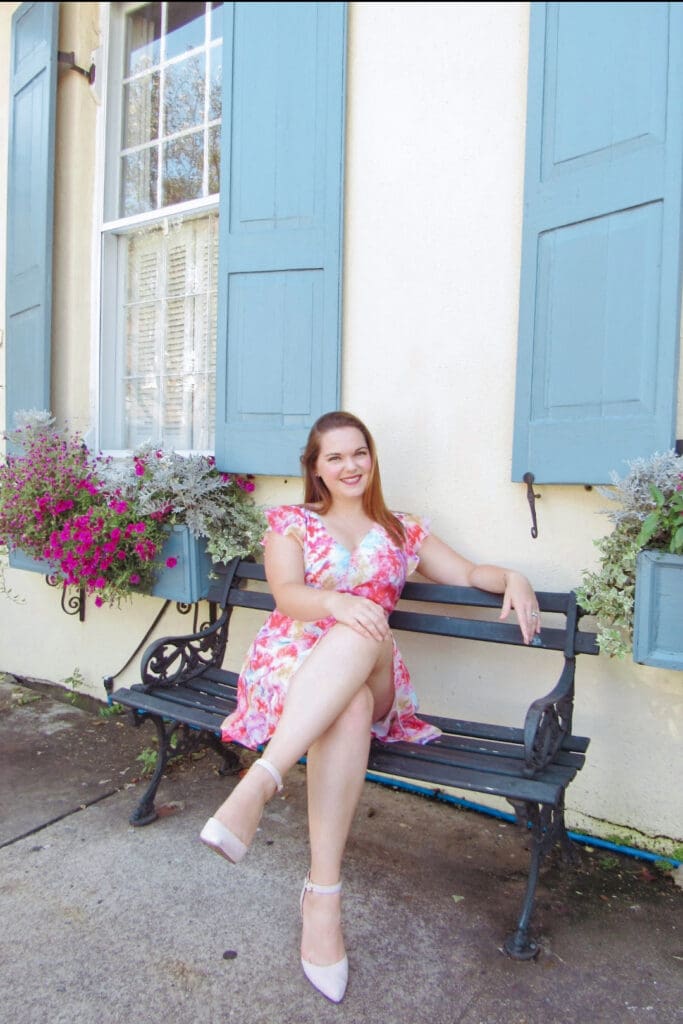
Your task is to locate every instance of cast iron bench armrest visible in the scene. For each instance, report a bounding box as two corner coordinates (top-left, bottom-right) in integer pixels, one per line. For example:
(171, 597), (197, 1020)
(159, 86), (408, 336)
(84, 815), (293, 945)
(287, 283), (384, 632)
(522, 660), (576, 774)
(139, 608), (231, 688)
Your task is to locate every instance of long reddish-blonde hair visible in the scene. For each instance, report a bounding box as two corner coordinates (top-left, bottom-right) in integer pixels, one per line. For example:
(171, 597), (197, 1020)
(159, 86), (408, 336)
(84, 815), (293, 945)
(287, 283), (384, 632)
(301, 411), (405, 547)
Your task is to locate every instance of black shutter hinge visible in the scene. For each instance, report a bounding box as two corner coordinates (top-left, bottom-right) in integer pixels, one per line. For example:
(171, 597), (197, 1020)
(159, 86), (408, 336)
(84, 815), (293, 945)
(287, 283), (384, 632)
(58, 51), (96, 85)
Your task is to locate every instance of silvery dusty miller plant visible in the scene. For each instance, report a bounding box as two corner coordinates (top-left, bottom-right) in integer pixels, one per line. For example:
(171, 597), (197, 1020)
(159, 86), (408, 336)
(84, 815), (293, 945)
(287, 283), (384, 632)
(577, 450), (683, 657)
(108, 443), (267, 565)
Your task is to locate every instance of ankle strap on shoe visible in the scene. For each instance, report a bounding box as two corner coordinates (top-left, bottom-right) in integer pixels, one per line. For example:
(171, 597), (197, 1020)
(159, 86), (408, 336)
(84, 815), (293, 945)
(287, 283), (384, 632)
(254, 757), (283, 792)
(303, 873), (342, 896)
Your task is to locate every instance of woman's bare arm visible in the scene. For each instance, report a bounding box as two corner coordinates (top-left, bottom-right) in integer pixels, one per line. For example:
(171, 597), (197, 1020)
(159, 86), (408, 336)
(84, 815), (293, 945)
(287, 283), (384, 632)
(416, 534), (541, 644)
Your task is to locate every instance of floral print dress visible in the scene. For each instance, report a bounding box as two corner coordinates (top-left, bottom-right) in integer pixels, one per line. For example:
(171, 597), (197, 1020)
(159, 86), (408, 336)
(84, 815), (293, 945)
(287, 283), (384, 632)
(220, 505), (441, 749)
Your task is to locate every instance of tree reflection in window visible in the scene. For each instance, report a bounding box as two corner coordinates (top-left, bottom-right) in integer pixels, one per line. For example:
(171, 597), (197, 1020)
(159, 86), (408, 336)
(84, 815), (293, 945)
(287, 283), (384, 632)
(121, 2), (222, 215)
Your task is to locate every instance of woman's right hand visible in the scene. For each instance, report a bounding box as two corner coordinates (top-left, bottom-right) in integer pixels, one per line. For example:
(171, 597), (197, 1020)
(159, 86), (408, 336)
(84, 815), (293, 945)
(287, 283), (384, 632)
(325, 592), (389, 642)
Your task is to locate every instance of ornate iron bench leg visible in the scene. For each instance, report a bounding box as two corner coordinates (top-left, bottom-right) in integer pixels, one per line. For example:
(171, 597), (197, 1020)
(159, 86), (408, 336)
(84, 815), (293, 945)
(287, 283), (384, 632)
(129, 713), (172, 827)
(555, 796), (580, 865)
(503, 802), (557, 960)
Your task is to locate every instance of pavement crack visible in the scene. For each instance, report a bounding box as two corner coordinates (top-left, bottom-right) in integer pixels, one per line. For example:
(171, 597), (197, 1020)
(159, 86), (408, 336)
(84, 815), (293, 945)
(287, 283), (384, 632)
(0, 788), (118, 849)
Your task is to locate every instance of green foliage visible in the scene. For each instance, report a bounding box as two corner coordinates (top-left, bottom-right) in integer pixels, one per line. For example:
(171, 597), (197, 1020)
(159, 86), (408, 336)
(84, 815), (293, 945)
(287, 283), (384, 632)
(62, 666), (86, 705)
(576, 524), (639, 657)
(1, 411), (267, 606)
(136, 747), (159, 775)
(11, 687), (42, 706)
(637, 483), (683, 554)
(136, 733), (180, 775)
(98, 702), (126, 719)
(577, 450), (683, 658)
(0, 414), (171, 606)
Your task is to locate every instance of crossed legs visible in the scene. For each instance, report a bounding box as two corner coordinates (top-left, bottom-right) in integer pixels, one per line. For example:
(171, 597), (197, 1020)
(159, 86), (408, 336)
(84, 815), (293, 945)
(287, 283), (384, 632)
(205, 623), (395, 980)
(209, 623), (394, 844)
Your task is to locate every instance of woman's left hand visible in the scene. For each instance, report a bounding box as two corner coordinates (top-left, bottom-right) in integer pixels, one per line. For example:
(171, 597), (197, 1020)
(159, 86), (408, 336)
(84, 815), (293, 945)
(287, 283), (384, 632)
(499, 571), (541, 645)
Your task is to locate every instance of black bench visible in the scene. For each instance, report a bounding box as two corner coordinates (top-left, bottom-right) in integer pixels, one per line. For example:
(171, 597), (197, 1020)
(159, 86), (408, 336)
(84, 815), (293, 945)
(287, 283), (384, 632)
(105, 557), (599, 960)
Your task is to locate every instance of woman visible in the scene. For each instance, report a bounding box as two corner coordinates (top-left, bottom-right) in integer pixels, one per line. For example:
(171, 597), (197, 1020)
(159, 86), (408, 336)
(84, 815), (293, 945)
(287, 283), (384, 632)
(200, 411), (541, 1003)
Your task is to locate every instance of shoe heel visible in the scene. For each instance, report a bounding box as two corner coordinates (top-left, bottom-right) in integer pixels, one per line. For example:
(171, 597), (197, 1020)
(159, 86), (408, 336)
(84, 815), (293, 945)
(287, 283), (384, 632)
(199, 817), (247, 864)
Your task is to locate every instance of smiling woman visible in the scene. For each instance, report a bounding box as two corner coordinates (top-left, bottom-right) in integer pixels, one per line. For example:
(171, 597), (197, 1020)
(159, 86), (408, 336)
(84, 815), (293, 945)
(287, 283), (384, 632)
(197, 410), (542, 1004)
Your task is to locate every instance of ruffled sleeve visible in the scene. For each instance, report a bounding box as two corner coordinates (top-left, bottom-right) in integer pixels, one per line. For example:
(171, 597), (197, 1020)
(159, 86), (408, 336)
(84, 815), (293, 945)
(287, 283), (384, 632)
(396, 513), (430, 576)
(263, 505), (306, 548)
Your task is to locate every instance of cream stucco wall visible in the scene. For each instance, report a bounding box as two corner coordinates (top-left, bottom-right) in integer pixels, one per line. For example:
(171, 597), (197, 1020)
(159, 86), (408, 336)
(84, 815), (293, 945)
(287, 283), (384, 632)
(1, 2), (681, 853)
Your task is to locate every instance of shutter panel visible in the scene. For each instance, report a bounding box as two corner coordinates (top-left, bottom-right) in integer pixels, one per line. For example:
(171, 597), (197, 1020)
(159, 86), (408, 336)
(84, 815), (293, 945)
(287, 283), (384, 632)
(5, 2), (58, 434)
(214, 2), (347, 475)
(512, 2), (683, 484)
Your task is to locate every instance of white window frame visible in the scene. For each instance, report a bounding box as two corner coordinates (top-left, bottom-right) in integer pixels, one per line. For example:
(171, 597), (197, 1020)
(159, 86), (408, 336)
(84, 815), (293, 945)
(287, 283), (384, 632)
(96, 0), (222, 456)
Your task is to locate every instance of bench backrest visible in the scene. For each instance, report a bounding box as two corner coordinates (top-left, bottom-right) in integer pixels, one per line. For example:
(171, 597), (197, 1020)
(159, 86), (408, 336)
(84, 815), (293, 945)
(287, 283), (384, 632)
(208, 559), (599, 659)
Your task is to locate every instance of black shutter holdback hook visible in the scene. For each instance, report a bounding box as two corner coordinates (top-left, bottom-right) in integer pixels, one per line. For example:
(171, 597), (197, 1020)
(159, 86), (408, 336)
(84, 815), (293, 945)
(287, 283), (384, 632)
(58, 50), (96, 84)
(523, 472), (540, 539)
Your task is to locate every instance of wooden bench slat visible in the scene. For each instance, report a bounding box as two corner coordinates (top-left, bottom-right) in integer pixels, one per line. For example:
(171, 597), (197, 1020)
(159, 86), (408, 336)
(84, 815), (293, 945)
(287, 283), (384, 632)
(371, 738), (579, 785)
(367, 750), (566, 805)
(113, 687), (228, 733)
(201, 667), (239, 688)
(418, 712), (591, 753)
(426, 731), (586, 770)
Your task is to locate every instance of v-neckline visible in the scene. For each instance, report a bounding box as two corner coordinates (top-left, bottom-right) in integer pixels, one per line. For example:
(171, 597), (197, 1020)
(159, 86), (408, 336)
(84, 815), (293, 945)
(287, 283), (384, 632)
(308, 509), (377, 555)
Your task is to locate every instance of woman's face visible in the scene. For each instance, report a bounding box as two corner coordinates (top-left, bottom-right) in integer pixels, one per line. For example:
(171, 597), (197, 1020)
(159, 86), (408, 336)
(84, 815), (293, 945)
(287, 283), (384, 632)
(314, 426), (373, 502)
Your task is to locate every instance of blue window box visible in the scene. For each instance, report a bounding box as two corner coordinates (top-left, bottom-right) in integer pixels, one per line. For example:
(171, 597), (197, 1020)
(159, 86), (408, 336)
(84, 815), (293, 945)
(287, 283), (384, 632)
(7, 548), (57, 575)
(8, 525), (214, 605)
(633, 550), (683, 670)
(150, 525), (213, 603)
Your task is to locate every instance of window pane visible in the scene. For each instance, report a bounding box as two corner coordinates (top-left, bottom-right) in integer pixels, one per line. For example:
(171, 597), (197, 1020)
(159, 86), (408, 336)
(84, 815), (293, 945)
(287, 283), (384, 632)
(166, 2), (206, 60)
(211, 2), (224, 43)
(119, 215), (218, 449)
(209, 44), (222, 121)
(125, 3), (161, 75)
(123, 71), (159, 147)
(208, 124), (220, 195)
(121, 148), (158, 216)
(164, 54), (205, 134)
(162, 132), (203, 206)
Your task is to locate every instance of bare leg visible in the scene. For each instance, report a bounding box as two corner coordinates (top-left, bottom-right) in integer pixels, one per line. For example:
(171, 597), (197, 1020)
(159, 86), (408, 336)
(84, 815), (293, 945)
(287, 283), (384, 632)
(301, 687), (373, 966)
(302, 649), (395, 967)
(210, 625), (394, 848)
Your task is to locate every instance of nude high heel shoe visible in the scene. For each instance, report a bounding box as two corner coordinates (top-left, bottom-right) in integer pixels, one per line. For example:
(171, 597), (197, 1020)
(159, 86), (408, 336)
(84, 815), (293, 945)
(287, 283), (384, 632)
(199, 757), (283, 863)
(300, 873), (349, 1003)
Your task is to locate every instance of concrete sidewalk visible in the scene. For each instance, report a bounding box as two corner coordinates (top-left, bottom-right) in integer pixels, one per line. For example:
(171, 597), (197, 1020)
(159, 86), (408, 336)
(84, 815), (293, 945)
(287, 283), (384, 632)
(0, 674), (681, 1024)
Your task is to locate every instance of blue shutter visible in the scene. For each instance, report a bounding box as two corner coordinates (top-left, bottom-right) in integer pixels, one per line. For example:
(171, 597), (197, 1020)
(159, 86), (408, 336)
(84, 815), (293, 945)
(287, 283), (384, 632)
(214, 2), (347, 475)
(512, 3), (683, 484)
(5, 2), (58, 433)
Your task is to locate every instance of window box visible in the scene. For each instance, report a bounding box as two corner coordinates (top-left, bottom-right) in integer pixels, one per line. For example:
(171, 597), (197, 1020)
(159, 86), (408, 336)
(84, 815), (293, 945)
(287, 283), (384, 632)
(8, 525), (214, 606)
(151, 525), (213, 604)
(633, 550), (683, 670)
(7, 548), (57, 576)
